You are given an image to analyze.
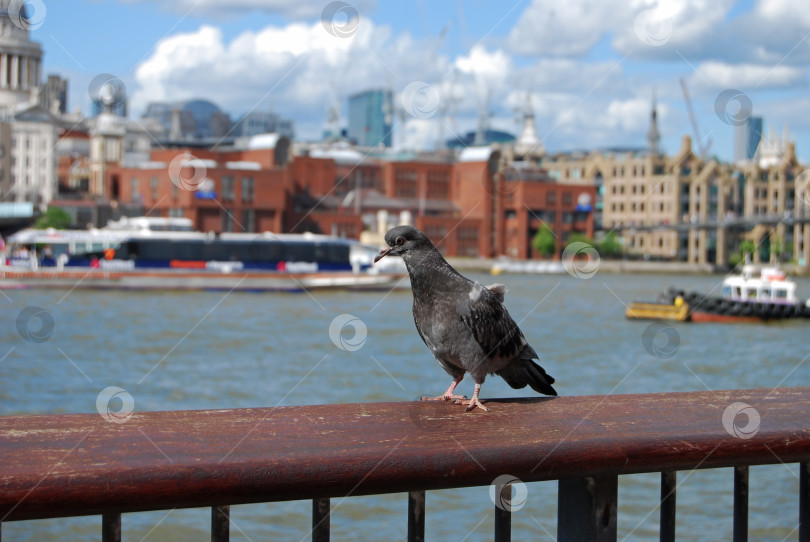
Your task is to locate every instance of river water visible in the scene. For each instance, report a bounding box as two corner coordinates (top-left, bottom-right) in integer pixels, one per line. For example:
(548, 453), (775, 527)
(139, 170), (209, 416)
(2, 271), (809, 540)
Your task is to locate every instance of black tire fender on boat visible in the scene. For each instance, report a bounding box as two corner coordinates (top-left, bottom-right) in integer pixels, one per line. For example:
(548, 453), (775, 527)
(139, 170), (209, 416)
(715, 298), (731, 314)
(740, 303), (754, 317)
(727, 301), (742, 316)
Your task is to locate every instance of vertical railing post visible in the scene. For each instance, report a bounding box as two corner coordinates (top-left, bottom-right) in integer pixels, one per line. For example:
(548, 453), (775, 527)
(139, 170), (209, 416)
(211, 505), (229, 542)
(660, 471), (677, 542)
(800, 462), (809, 542)
(733, 465), (748, 542)
(407, 490), (425, 542)
(557, 476), (617, 542)
(101, 512), (121, 542)
(494, 483), (511, 542)
(312, 498), (330, 542)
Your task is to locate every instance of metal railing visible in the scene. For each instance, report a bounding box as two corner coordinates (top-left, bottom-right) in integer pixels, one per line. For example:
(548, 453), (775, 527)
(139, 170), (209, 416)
(1, 387), (809, 541)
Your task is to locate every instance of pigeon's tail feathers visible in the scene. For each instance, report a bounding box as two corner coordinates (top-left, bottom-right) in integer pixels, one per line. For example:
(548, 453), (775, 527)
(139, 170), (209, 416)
(524, 359), (557, 396)
(496, 357), (557, 396)
(485, 283), (507, 303)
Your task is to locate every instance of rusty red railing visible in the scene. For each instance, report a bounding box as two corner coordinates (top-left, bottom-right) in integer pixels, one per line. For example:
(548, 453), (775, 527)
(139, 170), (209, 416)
(1, 387), (809, 541)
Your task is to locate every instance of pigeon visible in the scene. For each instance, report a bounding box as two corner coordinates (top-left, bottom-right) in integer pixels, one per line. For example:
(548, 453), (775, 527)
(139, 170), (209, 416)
(374, 225), (557, 411)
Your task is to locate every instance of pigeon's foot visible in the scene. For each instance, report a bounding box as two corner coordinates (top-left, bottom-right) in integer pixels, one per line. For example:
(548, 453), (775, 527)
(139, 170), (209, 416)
(462, 383), (489, 412)
(420, 394), (468, 402)
(421, 376), (466, 403)
(462, 396), (489, 412)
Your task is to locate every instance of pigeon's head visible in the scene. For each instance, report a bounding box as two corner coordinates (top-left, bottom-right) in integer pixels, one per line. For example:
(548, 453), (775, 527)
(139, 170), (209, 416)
(374, 225), (433, 263)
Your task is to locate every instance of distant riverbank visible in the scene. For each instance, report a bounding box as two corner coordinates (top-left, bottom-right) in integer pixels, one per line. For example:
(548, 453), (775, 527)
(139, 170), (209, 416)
(447, 257), (810, 276)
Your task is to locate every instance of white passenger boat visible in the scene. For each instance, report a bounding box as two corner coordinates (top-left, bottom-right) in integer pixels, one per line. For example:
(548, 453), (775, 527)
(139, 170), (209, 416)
(2, 217), (407, 292)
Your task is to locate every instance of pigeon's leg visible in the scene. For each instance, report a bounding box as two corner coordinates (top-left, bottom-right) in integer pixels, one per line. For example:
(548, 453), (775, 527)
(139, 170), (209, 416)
(422, 375), (467, 402)
(462, 383), (489, 412)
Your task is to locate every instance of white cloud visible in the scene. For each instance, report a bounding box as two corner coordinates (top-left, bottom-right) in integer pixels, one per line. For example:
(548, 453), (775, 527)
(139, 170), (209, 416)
(397, 117), (440, 151)
(690, 61), (805, 89)
(613, 0), (735, 57)
(508, 0), (740, 61)
(455, 45), (511, 83)
(731, 0), (810, 65)
(508, 1), (621, 57)
(134, 19), (386, 117)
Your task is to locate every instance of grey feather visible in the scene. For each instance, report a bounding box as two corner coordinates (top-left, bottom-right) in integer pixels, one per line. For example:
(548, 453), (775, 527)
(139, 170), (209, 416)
(486, 283), (507, 303)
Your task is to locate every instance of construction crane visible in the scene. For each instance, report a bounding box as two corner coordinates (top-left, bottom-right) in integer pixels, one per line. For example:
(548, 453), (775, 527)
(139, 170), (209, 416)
(679, 77), (712, 159)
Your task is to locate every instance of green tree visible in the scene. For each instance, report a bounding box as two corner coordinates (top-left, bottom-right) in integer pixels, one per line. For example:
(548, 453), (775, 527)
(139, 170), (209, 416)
(598, 231), (622, 258)
(770, 236), (783, 263)
(34, 207), (72, 229)
(532, 223), (556, 257)
(739, 240), (755, 257)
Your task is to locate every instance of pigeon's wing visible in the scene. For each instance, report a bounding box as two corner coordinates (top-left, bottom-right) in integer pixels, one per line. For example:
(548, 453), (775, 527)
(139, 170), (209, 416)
(459, 284), (526, 362)
(413, 297), (466, 379)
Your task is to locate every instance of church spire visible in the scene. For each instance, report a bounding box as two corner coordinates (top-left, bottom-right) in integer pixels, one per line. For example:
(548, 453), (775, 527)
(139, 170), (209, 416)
(514, 91), (545, 159)
(647, 88), (661, 155)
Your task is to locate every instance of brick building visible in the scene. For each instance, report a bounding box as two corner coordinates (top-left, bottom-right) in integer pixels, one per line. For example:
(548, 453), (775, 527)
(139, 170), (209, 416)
(51, 122), (597, 259)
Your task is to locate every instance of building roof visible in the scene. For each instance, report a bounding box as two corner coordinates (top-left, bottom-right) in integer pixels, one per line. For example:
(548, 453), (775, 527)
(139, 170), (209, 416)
(246, 133), (283, 150)
(309, 147), (366, 164)
(458, 146), (495, 162)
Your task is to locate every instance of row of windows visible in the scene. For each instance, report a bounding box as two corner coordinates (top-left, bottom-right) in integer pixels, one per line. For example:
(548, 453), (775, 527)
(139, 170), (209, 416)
(113, 239), (350, 264)
(755, 171), (797, 182)
(609, 201), (673, 213)
(129, 176), (257, 203)
(753, 188), (796, 201)
(610, 183), (675, 196)
(627, 234), (673, 249)
(548, 163), (670, 180)
(11, 137), (50, 151)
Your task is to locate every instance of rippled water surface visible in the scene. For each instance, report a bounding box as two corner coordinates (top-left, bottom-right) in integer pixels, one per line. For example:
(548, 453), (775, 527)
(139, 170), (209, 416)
(2, 271), (809, 540)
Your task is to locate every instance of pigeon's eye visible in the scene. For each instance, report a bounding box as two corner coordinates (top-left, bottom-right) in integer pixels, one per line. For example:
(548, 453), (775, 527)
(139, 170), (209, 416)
(395, 236), (405, 246)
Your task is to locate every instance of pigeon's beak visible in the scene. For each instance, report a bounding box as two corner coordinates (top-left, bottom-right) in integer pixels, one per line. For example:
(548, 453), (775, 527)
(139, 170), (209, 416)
(374, 246), (394, 263)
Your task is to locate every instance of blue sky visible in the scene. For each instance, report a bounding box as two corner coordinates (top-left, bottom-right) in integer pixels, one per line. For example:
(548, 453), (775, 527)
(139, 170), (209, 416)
(31, 0), (810, 162)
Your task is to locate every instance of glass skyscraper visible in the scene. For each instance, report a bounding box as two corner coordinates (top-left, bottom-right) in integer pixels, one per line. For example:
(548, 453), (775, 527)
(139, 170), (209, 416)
(348, 89), (392, 147)
(734, 116), (763, 163)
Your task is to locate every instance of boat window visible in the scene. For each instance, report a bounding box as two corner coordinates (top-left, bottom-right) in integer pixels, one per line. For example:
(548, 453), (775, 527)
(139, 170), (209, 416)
(248, 240), (281, 262)
(775, 289), (788, 299)
(285, 242), (317, 262)
(115, 242), (132, 259)
(222, 242), (251, 262)
(734, 287), (742, 297)
(329, 243), (350, 263)
(760, 287), (771, 299)
(722, 285), (731, 297)
(746, 288), (757, 298)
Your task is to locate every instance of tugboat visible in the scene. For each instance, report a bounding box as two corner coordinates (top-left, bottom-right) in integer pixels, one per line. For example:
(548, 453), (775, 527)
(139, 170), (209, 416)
(627, 265), (810, 323)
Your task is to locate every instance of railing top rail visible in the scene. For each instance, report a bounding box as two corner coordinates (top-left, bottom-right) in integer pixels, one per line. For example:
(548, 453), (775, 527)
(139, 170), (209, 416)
(2, 387), (809, 522)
